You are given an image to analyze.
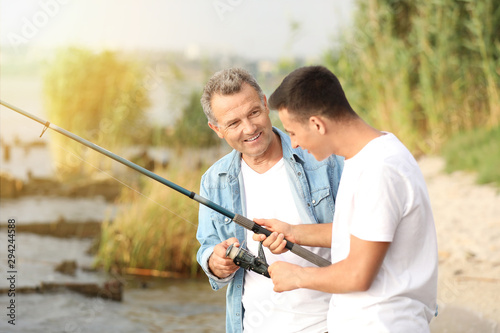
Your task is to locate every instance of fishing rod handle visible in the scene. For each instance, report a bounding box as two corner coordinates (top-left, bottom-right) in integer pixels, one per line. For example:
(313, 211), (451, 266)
(233, 214), (331, 268)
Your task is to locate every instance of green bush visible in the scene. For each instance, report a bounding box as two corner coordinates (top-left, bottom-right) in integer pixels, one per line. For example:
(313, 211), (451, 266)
(442, 126), (500, 187)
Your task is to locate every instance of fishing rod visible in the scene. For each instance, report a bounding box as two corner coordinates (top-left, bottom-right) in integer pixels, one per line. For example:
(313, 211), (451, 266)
(0, 100), (331, 268)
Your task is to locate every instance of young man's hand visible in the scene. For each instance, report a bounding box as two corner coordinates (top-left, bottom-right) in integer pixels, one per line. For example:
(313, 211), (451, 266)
(268, 261), (304, 292)
(252, 218), (297, 254)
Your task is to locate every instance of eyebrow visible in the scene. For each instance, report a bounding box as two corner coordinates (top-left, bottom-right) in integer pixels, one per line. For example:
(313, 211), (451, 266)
(248, 105), (262, 113)
(223, 117), (239, 127)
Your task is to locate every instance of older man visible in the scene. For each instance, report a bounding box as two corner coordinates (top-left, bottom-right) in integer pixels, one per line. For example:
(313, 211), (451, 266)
(196, 68), (343, 333)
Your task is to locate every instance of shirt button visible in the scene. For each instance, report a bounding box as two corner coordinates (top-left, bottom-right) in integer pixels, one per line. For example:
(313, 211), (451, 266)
(225, 218), (229, 222)
(312, 200), (316, 204)
(297, 172), (302, 176)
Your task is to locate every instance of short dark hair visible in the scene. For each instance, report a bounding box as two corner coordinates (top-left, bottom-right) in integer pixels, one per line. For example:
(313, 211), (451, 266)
(268, 66), (357, 121)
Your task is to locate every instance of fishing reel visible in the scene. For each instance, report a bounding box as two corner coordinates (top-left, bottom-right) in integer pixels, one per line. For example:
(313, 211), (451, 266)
(226, 243), (270, 278)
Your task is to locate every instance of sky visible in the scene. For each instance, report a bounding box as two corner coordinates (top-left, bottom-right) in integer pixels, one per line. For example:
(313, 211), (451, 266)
(0, 0), (355, 60)
(0, 0), (357, 138)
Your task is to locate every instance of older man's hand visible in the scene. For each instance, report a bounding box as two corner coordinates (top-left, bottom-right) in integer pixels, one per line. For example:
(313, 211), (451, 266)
(208, 237), (240, 278)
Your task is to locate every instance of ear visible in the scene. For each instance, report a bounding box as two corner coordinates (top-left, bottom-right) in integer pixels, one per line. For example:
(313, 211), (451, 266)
(208, 122), (224, 139)
(309, 116), (326, 135)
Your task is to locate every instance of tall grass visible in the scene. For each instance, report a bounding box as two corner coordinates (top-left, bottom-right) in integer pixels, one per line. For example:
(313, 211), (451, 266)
(95, 164), (204, 277)
(44, 47), (151, 179)
(325, 0), (500, 154)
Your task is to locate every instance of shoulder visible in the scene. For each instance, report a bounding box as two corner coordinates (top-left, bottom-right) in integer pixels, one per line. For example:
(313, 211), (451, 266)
(376, 134), (419, 178)
(354, 135), (421, 191)
(201, 149), (240, 188)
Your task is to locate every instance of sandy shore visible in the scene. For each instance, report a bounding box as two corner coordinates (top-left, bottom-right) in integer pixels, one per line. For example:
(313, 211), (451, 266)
(418, 157), (500, 332)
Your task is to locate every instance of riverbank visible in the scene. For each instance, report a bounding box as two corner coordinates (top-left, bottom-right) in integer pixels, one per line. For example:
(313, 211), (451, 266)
(420, 156), (500, 332)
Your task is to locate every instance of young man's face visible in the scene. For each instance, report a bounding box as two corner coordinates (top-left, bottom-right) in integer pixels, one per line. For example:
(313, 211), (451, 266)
(279, 107), (330, 161)
(209, 83), (275, 159)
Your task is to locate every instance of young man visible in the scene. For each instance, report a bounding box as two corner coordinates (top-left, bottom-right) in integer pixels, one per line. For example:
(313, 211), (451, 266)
(196, 68), (344, 332)
(254, 66), (438, 332)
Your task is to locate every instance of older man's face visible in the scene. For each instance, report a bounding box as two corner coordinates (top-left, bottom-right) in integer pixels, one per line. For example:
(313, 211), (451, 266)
(209, 83), (274, 159)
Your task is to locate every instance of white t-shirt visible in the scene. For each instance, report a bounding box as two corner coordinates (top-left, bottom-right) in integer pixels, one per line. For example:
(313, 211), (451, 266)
(241, 158), (331, 333)
(328, 133), (438, 332)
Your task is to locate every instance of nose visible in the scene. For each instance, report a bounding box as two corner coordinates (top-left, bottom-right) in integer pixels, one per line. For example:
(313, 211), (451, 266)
(242, 119), (257, 134)
(291, 137), (300, 149)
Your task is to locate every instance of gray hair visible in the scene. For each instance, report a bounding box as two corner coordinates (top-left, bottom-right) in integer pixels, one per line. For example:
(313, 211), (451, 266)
(200, 68), (265, 125)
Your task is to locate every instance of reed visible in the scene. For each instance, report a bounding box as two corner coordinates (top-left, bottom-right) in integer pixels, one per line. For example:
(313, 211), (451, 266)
(95, 164), (204, 277)
(325, 0), (499, 154)
(43, 47), (151, 179)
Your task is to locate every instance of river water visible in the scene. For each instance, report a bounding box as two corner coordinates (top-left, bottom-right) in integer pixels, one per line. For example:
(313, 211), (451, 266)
(0, 234), (226, 333)
(0, 189), (226, 333)
(0, 193), (226, 333)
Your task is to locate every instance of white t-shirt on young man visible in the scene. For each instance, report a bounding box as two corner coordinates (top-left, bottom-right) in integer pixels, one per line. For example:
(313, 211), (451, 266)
(328, 133), (438, 332)
(241, 158), (331, 333)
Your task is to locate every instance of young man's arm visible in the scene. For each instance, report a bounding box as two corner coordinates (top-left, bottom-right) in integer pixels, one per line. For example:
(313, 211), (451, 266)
(253, 218), (332, 249)
(268, 235), (390, 293)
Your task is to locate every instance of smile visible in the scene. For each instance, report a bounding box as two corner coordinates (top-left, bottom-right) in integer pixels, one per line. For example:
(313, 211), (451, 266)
(244, 132), (261, 142)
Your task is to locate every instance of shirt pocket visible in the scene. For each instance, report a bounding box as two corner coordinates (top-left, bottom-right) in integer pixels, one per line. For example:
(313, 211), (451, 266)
(311, 187), (335, 223)
(211, 211), (232, 225)
(210, 211), (238, 243)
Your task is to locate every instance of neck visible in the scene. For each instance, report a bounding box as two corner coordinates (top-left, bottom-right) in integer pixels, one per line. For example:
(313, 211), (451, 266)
(334, 118), (383, 160)
(242, 132), (283, 173)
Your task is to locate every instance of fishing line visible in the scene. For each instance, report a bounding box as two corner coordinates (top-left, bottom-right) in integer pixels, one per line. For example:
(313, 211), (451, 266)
(7, 114), (197, 227)
(50, 139), (199, 228)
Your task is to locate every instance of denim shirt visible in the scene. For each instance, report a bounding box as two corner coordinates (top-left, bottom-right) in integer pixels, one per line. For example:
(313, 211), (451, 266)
(196, 127), (344, 333)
